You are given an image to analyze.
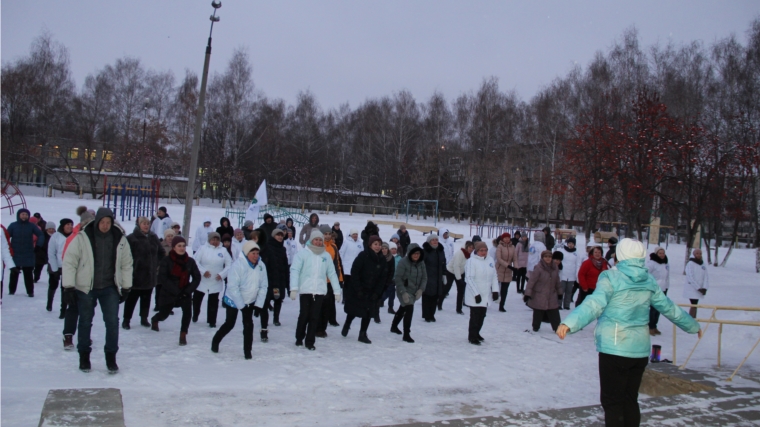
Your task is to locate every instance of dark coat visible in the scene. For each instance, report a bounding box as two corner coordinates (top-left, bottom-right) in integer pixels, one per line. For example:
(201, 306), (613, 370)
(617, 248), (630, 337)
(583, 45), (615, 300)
(7, 208), (44, 267)
(216, 217), (235, 239)
(361, 222), (380, 251)
(397, 229), (411, 253)
(333, 226), (344, 250)
(262, 237), (289, 299)
(156, 252), (201, 307)
(127, 227), (165, 290)
(422, 242), (445, 296)
(394, 244), (427, 306)
(384, 254), (396, 290)
(285, 218), (297, 239)
(260, 214), (277, 238)
(344, 248), (387, 317)
(525, 259), (562, 310)
(36, 231), (52, 266)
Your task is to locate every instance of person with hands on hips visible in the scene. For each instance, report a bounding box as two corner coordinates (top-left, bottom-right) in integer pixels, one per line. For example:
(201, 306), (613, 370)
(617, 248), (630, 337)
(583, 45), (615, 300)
(464, 242), (500, 345)
(556, 238), (701, 427)
(211, 241), (268, 359)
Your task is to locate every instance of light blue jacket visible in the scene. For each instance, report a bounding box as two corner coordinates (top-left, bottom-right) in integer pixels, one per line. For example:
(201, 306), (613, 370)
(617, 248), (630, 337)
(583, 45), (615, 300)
(562, 258), (700, 358)
(289, 247), (340, 296)
(223, 257), (268, 310)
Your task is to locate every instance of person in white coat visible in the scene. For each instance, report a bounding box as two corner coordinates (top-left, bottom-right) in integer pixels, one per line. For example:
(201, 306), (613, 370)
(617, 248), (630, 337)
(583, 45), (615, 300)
(558, 237), (581, 310)
(1, 224), (16, 301)
(47, 218), (74, 315)
(290, 229), (341, 351)
(447, 241), (474, 314)
(150, 207), (173, 240)
(339, 229), (363, 286)
(527, 231), (547, 279)
(192, 217), (214, 253)
(285, 229), (300, 266)
(683, 248), (709, 318)
(192, 232), (232, 327)
(212, 241), (268, 359)
(464, 242), (500, 345)
(438, 228), (457, 310)
(646, 246), (670, 335)
(230, 228), (245, 260)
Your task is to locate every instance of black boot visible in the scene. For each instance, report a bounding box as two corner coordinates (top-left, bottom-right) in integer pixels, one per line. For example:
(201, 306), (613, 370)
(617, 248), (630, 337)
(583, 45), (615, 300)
(358, 332), (372, 344)
(388, 306), (396, 314)
(260, 329), (268, 343)
(79, 351), (91, 372)
(211, 337), (220, 353)
(122, 319), (130, 330)
(46, 287), (55, 311)
(390, 325), (402, 335)
(59, 308), (66, 319)
(105, 352), (119, 373)
(341, 324), (350, 337)
(403, 333), (415, 343)
(374, 315), (381, 324)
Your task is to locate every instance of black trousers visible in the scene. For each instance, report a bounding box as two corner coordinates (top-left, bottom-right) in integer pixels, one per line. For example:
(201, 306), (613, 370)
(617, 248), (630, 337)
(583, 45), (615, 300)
(599, 352), (649, 427)
(154, 284), (162, 309)
(468, 306), (487, 340)
(345, 311), (372, 335)
(576, 288), (595, 306)
(9, 266), (34, 296)
(34, 263), (46, 282)
(421, 294), (438, 320)
(317, 284), (336, 332)
(532, 308), (561, 332)
(439, 271), (455, 306)
(260, 294), (282, 329)
(648, 289), (668, 329)
(213, 304), (255, 356)
(123, 289), (153, 321)
(455, 278), (466, 312)
(47, 268), (62, 311)
(192, 291), (219, 326)
(514, 267), (527, 292)
(295, 294), (324, 347)
(152, 298), (192, 333)
(63, 294), (80, 336)
(499, 282), (511, 309)
(392, 304), (414, 333)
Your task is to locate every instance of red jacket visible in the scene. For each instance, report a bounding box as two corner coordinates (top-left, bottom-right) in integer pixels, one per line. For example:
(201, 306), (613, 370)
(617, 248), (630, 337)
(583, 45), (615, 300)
(578, 258), (608, 291)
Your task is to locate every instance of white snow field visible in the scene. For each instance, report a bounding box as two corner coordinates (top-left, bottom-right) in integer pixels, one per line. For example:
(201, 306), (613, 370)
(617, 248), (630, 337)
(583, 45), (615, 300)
(2, 193), (759, 426)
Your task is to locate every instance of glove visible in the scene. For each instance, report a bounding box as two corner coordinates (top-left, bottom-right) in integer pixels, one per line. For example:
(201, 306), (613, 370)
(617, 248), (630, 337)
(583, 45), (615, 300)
(475, 295), (482, 304)
(335, 294), (342, 303)
(492, 292), (499, 301)
(339, 281), (344, 289)
(290, 291), (298, 300)
(698, 288), (707, 296)
(523, 295), (531, 304)
(119, 289), (130, 304)
(63, 288), (77, 306)
(253, 306), (261, 317)
(414, 289), (423, 300)
(402, 293), (411, 304)
(508, 265), (516, 271)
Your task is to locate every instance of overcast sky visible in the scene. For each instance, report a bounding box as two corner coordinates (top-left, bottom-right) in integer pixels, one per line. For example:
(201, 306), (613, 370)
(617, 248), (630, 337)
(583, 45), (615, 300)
(3, 1), (759, 109)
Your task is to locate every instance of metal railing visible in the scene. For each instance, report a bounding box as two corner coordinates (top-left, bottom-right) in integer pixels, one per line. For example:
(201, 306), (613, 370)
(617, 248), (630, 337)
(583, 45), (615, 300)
(674, 304), (760, 381)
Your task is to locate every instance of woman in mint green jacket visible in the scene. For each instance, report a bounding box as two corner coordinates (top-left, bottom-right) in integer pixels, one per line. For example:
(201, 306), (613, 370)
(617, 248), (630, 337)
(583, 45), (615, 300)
(557, 238), (701, 427)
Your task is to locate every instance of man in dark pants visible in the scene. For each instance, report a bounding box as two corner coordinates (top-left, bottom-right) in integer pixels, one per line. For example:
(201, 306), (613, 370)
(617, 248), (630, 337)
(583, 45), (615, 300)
(7, 208), (45, 297)
(62, 208), (133, 373)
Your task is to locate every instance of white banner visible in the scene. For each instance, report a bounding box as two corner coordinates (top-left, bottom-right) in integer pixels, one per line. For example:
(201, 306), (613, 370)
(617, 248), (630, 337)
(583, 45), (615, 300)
(244, 180), (268, 224)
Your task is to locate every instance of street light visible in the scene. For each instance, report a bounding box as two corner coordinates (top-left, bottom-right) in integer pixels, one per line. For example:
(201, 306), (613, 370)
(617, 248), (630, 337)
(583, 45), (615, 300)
(183, 0), (221, 241)
(139, 97), (149, 187)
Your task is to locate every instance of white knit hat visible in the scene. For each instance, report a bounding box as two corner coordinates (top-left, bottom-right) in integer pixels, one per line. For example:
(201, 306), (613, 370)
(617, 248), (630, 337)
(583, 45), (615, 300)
(308, 229), (324, 243)
(242, 241), (260, 256)
(616, 238), (645, 262)
(387, 242), (397, 250)
(349, 228), (359, 235)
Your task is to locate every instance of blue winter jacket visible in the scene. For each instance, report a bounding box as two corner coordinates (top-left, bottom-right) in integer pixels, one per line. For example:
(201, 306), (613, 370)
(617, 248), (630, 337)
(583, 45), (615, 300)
(7, 208), (44, 267)
(562, 258), (699, 358)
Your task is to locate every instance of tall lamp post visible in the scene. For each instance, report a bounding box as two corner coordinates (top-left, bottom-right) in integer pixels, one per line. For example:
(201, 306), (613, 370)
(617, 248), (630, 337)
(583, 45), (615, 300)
(182, 0), (221, 242)
(139, 97), (149, 187)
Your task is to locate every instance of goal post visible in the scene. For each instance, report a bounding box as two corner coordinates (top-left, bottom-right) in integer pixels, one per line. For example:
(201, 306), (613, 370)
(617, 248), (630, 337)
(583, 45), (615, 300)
(405, 199), (439, 226)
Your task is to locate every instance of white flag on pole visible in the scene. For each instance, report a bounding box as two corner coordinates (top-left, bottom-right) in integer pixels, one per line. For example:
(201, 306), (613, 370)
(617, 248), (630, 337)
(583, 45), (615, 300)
(245, 180), (268, 224)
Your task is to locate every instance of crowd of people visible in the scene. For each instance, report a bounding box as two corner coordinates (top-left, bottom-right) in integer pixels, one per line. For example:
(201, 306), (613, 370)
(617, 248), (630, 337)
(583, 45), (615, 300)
(2, 206), (705, 425)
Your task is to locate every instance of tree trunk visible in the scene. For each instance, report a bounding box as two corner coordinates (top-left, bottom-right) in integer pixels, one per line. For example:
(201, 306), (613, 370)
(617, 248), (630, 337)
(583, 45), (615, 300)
(720, 218), (741, 267)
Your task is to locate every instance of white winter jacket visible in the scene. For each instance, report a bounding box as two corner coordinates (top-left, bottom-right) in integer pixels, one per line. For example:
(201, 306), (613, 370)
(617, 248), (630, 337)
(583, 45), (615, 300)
(285, 238), (299, 265)
(646, 258), (670, 291)
(47, 231), (68, 271)
(447, 248), (468, 280)
(464, 254), (500, 307)
(2, 230), (15, 269)
(439, 228), (455, 264)
(527, 242), (547, 273)
(194, 243), (232, 294)
(192, 218), (214, 252)
(289, 247), (340, 296)
(150, 216), (173, 239)
(558, 246), (581, 282)
(683, 259), (709, 300)
(223, 256), (268, 309)
(339, 236), (363, 273)
(231, 237), (245, 261)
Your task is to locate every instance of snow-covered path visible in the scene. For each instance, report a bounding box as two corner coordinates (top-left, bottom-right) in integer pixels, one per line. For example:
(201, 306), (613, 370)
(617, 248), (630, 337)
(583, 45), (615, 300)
(2, 195), (759, 426)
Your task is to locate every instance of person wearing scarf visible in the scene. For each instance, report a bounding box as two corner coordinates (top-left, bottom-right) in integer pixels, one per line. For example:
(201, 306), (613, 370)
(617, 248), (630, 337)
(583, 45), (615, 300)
(316, 225), (344, 337)
(151, 236), (201, 346)
(577, 246), (608, 306)
(558, 239), (701, 427)
(289, 229), (341, 351)
(447, 241), (474, 314)
(682, 248), (709, 318)
(523, 250), (562, 333)
(646, 246), (670, 335)
(341, 235), (387, 344)
(47, 218), (74, 315)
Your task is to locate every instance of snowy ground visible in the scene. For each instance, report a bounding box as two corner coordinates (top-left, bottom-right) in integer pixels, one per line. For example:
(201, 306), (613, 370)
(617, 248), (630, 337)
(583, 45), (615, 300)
(2, 192), (760, 426)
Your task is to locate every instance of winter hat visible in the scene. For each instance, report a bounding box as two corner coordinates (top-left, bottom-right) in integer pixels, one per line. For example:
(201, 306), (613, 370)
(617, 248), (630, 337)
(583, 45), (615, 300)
(381, 242), (390, 250)
(45, 221), (56, 231)
(608, 236), (619, 245)
(543, 226), (551, 234)
(399, 225), (407, 231)
(171, 222), (181, 230)
(158, 206), (167, 214)
(243, 220), (254, 229)
(207, 232), (221, 243)
(472, 235), (482, 243)
(242, 240), (260, 256)
(272, 227), (285, 238)
(552, 251), (564, 261)
(500, 232), (511, 240)
(319, 224), (332, 235)
(334, 221), (340, 226)
(616, 238), (645, 262)
(308, 229), (324, 244)
(163, 229), (175, 240)
(221, 233), (232, 243)
(387, 242), (397, 250)
(473, 242), (488, 253)
(29, 217), (38, 225)
(540, 250), (553, 259)
(203, 217), (212, 225)
(390, 233), (400, 241)
(426, 234), (439, 244)
(94, 207), (114, 226)
(78, 208), (95, 224)
(234, 228), (243, 234)
(566, 237), (577, 245)
(137, 216), (151, 225)
(534, 231), (546, 244)
(276, 224), (288, 231)
(349, 228), (359, 236)
(171, 236), (186, 248)
(368, 235), (383, 247)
